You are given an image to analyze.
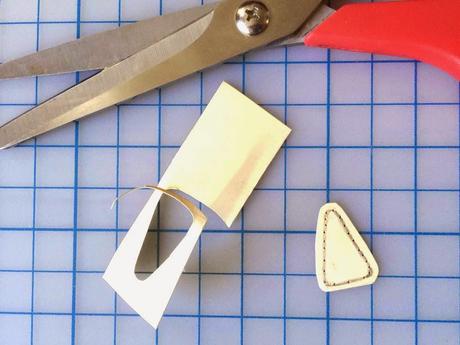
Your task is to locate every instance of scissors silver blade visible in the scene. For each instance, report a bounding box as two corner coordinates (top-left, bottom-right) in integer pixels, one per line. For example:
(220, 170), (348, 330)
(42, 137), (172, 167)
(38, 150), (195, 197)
(0, 4), (219, 78)
(0, 0), (325, 149)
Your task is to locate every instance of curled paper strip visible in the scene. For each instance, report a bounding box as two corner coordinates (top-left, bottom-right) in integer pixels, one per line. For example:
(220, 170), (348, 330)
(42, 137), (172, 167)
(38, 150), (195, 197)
(104, 82), (291, 328)
(103, 186), (207, 328)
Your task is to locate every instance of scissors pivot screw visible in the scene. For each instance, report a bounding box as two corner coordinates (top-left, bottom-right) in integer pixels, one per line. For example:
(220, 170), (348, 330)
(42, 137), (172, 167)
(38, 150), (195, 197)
(235, 2), (270, 36)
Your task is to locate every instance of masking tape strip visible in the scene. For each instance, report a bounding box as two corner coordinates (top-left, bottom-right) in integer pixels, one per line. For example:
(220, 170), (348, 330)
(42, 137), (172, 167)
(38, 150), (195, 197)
(103, 186), (207, 328)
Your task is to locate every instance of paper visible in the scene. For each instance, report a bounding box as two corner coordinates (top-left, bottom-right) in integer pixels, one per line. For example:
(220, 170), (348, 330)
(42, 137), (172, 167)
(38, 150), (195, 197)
(315, 203), (379, 292)
(104, 82), (291, 328)
(104, 187), (206, 327)
(159, 82), (291, 226)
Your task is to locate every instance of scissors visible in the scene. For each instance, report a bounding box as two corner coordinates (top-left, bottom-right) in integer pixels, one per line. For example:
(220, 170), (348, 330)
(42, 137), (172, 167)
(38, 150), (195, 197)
(0, 0), (459, 149)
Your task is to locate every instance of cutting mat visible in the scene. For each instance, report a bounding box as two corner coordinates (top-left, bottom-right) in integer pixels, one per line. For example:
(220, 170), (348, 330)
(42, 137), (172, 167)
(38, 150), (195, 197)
(0, 0), (459, 344)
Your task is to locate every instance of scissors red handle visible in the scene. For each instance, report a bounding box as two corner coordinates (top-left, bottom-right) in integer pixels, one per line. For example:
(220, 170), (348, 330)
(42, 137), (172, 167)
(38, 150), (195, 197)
(306, 0), (460, 80)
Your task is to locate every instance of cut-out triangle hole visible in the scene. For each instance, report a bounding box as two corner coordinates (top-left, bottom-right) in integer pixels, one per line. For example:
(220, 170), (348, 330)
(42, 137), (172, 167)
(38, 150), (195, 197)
(134, 192), (194, 280)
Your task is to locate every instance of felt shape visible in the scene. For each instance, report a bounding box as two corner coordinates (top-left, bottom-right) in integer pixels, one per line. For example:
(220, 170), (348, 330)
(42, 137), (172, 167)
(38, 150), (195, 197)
(315, 203), (379, 292)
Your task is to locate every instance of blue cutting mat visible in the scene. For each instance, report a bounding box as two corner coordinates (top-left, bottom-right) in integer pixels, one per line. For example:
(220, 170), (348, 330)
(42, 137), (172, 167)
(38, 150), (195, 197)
(0, 0), (459, 344)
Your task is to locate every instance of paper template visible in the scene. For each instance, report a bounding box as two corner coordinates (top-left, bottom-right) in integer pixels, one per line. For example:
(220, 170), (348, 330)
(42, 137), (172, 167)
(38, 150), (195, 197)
(104, 82), (291, 328)
(315, 203), (379, 292)
(104, 187), (206, 328)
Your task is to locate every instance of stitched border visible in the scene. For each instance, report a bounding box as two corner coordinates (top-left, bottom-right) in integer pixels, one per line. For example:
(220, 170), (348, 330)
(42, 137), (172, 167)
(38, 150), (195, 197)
(322, 209), (373, 287)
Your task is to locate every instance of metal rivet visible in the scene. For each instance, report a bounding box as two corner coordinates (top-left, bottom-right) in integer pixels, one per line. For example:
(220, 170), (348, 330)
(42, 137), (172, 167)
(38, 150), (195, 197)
(235, 2), (270, 36)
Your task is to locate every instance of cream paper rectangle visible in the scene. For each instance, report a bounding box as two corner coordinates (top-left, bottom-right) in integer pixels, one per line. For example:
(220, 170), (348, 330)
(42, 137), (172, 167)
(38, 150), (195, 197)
(159, 81), (291, 226)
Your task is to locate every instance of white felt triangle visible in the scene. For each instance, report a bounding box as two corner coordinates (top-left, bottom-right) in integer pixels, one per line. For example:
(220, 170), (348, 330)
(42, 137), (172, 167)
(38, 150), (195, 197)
(315, 203), (379, 292)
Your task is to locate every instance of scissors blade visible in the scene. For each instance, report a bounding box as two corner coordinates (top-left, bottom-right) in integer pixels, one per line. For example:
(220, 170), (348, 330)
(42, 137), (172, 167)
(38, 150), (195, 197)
(0, 13), (216, 149)
(0, 0), (321, 149)
(0, 3), (218, 79)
